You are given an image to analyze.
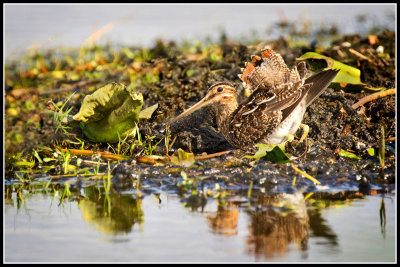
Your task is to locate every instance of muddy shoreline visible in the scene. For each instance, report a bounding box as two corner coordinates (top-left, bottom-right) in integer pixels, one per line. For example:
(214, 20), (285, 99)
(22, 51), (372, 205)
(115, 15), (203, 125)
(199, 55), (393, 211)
(5, 30), (396, 190)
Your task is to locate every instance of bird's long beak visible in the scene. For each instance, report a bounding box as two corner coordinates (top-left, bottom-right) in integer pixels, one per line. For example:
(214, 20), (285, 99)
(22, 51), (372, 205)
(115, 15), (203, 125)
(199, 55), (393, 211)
(167, 95), (214, 126)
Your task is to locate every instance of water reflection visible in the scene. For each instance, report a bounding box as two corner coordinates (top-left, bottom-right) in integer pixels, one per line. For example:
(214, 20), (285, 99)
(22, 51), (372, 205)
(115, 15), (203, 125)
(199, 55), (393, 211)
(5, 182), (145, 236)
(207, 202), (240, 236)
(200, 190), (383, 260)
(78, 187), (144, 235)
(245, 193), (309, 258)
(138, 178), (388, 261)
(5, 180), (394, 262)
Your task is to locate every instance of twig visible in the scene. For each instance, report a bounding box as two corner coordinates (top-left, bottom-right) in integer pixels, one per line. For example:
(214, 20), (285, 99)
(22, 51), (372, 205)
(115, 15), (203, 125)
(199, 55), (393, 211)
(135, 156), (157, 164)
(319, 145), (333, 153)
(352, 89), (395, 109)
(194, 150), (236, 160)
(294, 137), (308, 160)
(80, 159), (108, 166)
(348, 48), (378, 66)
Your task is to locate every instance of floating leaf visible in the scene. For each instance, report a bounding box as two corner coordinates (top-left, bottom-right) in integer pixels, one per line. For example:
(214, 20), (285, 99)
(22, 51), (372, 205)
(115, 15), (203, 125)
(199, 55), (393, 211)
(338, 149), (362, 159)
(72, 82), (143, 143)
(170, 148), (195, 167)
(243, 143), (290, 163)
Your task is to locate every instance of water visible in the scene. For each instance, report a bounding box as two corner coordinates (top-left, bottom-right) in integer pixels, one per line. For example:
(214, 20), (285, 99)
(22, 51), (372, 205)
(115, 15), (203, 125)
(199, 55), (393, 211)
(4, 4), (396, 60)
(4, 184), (396, 263)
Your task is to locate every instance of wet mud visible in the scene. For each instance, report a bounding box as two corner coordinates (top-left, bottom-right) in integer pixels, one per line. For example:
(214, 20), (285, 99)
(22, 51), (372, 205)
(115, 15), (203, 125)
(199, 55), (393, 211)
(4, 30), (396, 193)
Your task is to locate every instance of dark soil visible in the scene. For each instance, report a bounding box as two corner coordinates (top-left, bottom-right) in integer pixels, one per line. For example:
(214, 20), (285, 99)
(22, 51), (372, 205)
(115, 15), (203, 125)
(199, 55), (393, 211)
(4, 29), (396, 191)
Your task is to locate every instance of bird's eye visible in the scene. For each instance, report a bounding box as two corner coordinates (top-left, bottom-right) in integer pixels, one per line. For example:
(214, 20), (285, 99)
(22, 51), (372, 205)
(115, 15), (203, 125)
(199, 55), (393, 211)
(217, 87), (223, 92)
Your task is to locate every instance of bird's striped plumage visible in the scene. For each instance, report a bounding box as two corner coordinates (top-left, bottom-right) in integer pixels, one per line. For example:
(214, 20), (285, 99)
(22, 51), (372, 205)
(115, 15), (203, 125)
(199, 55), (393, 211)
(168, 49), (339, 151)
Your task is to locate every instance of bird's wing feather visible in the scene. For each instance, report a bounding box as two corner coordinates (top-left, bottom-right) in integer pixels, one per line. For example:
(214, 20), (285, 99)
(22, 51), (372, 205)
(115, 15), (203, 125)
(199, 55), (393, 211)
(281, 69), (338, 121)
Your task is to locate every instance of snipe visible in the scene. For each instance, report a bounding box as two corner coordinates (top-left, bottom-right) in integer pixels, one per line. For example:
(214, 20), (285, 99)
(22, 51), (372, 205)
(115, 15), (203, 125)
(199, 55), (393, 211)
(167, 49), (338, 151)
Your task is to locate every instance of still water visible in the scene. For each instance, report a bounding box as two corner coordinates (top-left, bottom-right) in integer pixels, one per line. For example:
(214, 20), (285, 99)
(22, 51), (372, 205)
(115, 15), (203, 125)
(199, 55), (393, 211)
(4, 183), (395, 263)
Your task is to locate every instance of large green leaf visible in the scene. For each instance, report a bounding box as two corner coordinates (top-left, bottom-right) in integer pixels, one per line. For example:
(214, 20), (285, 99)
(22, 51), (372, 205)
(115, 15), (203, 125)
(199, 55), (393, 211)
(73, 82), (143, 143)
(297, 52), (371, 90)
(243, 143), (291, 163)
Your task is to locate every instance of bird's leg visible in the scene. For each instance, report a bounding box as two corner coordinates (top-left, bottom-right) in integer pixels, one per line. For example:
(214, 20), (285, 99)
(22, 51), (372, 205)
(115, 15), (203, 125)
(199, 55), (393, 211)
(298, 123), (309, 143)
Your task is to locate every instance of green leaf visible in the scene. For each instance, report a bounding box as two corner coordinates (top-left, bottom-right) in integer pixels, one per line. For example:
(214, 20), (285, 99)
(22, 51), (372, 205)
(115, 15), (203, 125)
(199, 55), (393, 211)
(32, 150), (43, 164)
(139, 104), (158, 120)
(297, 52), (368, 90)
(43, 157), (57, 163)
(170, 148), (195, 167)
(186, 69), (194, 77)
(73, 82), (143, 143)
(243, 143), (291, 163)
(243, 144), (278, 159)
(338, 149), (362, 159)
(266, 146), (291, 163)
(366, 147), (375, 156)
(13, 161), (35, 168)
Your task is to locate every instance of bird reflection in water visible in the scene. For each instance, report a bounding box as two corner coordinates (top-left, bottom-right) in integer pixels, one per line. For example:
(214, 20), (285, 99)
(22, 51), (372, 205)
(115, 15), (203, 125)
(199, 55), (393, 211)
(204, 191), (356, 259)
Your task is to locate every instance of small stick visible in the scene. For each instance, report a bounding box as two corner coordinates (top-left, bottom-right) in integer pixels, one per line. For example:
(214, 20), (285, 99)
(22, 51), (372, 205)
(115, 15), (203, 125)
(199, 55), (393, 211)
(80, 159), (108, 165)
(133, 149), (236, 164)
(294, 136), (308, 160)
(319, 145), (333, 153)
(352, 89), (395, 109)
(348, 48), (377, 66)
(135, 156), (157, 165)
(194, 150), (236, 160)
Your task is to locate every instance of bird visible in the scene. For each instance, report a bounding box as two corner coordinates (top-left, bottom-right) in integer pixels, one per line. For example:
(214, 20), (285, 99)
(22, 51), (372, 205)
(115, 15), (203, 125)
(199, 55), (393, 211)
(167, 48), (339, 151)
